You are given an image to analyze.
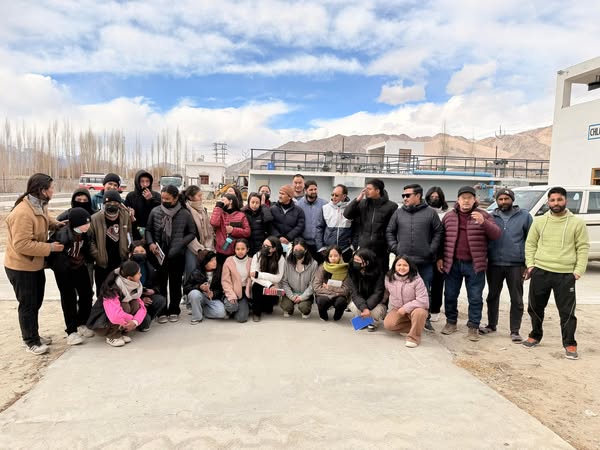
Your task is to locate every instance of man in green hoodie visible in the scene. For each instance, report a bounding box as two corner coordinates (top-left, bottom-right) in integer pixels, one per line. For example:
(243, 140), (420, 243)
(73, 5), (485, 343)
(522, 187), (589, 360)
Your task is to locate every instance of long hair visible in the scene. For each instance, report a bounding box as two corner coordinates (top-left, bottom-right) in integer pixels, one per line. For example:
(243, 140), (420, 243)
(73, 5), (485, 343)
(246, 192), (261, 210)
(387, 254), (419, 282)
(324, 245), (343, 262)
(228, 186), (244, 208)
(14, 173), (53, 208)
(425, 186), (448, 211)
(287, 238), (313, 266)
(162, 184), (183, 205)
(259, 236), (283, 274)
(350, 247), (378, 277)
(184, 185), (201, 202)
(98, 261), (140, 300)
(224, 193), (240, 212)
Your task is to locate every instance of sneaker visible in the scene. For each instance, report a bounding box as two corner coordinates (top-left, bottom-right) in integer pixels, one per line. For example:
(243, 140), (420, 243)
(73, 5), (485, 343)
(441, 323), (457, 335)
(157, 315), (168, 324)
(565, 346), (579, 360)
(67, 332), (83, 346)
(283, 312), (290, 318)
(106, 337), (125, 347)
(424, 319), (435, 333)
(168, 314), (179, 323)
(77, 325), (95, 338)
(252, 314), (261, 322)
(405, 339), (418, 348)
(122, 335), (132, 344)
(510, 332), (523, 343)
(367, 324), (376, 332)
(191, 318), (202, 325)
(467, 327), (480, 342)
(522, 337), (539, 348)
(430, 313), (440, 322)
(301, 313), (310, 319)
(40, 336), (52, 345)
(26, 343), (48, 355)
(479, 325), (496, 335)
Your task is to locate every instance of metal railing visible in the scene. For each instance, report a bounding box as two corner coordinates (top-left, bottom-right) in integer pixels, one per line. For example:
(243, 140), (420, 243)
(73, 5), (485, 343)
(249, 149), (549, 179)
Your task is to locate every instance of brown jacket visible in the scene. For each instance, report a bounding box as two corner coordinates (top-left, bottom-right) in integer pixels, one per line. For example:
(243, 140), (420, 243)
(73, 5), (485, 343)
(312, 265), (352, 299)
(89, 209), (132, 268)
(5, 197), (57, 272)
(221, 256), (252, 300)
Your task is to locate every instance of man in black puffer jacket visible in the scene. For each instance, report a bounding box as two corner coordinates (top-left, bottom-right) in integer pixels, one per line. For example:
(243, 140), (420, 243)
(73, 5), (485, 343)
(343, 178), (397, 271)
(270, 184), (305, 251)
(125, 170), (161, 239)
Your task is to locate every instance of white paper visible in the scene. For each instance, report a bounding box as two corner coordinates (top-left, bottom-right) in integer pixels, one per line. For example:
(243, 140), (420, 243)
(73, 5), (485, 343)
(327, 279), (342, 288)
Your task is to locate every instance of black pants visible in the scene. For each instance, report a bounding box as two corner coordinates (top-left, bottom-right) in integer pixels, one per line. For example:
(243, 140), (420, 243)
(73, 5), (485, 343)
(305, 244), (324, 264)
(430, 268), (444, 314)
(527, 268), (577, 347)
(157, 256), (185, 316)
(139, 294), (167, 329)
(485, 265), (524, 333)
(54, 265), (94, 335)
(316, 295), (347, 321)
(250, 283), (278, 317)
(5, 268), (46, 347)
(95, 264), (119, 294)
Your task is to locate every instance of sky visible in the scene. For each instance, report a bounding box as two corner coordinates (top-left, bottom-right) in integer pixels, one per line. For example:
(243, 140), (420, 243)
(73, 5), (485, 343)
(1, 0), (599, 162)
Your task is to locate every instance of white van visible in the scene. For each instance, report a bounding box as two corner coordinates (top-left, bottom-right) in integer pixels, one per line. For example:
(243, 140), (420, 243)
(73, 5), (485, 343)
(487, 185), (600, 260)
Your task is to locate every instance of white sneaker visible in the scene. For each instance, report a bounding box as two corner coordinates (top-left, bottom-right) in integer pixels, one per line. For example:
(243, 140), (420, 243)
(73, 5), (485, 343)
(405, 340), (418, 348)
(283, 312), (290, 318)
(40, 336), (52, 345)
(301, 314), (310, 319)
(77, 325), (95, 338)
(168, 314), (179, 323)
(106, 337), (125, 347)
(67, 332), (83, 346)
(122, 335), (132, 344)
(26, 343), (48, 355)
(430, 313), (440, 322)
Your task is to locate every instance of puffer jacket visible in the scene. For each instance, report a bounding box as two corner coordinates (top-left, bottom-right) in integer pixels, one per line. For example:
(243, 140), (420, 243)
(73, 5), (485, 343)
(296, 196), (327, 246)
(488, 207), (532, 266)
(315, 199), (354, 252)
(243, 205), (273, 255)
(343, 190), (397, 253)
(384, 274), (429, 313)
(385, 201), (443, 264)
(441, 203), (502, 273)
(183, 267), (223, 299)
(124, 170), (161, 228)
(348, 266), (386, 311)
(56, 188), (94, 221)
(270, 201), (305, 241)
(47, 226), (92, 272)
(145, 205), (196, 259)
(210, 203), (251, 256)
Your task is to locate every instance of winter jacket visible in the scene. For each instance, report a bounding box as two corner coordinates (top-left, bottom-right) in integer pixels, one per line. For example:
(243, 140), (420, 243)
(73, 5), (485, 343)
(385, 201), (443, 264)
(243, 205), (273, 255)
(87, 291), (147, 329)
(138, 258), (161, 293)
(124, 170), (161, 229)
(525, 209), (589, 275)
(250, 254), (286, 288)
(210, 203), (251, 256)
(270, 201), (305, 241)
(296, 196), (327, 246)
(343, 191), (397, 253)
(91, 190), (105, 212)
(488, 207), (532, 266)
(312, 265), (352, 299)
(89, 209), (132, 269)
(4, 197), (58, 272)
(183, 267), (223, 299)
(47, 226), (92, 272)
(349, 267), (386, 311)
(145, 206), (196, 259)
(315, 199), (354, 252)
(221, 256), (252, 300)
(281, 259), (319, 301)
(440, 204), (502, 273)
(384, 274), (429, 313)
(56, 188), (94, 221)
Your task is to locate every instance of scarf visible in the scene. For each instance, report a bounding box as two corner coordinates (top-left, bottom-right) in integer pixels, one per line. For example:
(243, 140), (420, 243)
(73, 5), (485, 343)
(323, 262), (349, 280)
(160, 202), (181, 246)
(115, 274), (143, 303)
(187, 200), (214, 248)
(27, 194), (47, 214)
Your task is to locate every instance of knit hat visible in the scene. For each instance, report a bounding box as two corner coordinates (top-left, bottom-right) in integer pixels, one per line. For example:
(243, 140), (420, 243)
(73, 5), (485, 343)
(279, 184), (295, 199)
(197, 249), (217, 268)
(104, 190), (122, 204)
(495, 188), (515, 201)
(103, 173), (121, 187)
(457, 186), (477, 197)
(367, 178), (385, 193)
(68, 207), (91, 228)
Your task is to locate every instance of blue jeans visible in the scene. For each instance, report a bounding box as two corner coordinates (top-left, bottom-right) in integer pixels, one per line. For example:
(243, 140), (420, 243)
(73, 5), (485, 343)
(188, 290), (226, 321)
(443, 260), (486, 328)
(184, 248), (198, 281)
(223, 295), (250, 323)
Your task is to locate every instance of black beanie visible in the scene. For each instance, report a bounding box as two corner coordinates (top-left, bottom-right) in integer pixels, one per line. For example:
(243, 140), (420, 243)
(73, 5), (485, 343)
(104, 190), (122, 204)
(103, 173), (121, 187)
(68, 207), (91, 228)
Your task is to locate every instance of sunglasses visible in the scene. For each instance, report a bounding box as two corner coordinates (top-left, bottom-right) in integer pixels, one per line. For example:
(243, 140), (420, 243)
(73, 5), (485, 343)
(402, 193), (416, 198)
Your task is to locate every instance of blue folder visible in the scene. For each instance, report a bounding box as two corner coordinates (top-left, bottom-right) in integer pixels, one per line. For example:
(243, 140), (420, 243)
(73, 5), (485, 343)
(351, 316), (374, 330)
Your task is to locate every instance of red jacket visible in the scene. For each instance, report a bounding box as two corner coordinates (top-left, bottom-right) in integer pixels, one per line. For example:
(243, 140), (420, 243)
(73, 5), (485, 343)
(210, 206), (251, 256)
(441, 204), (501, 273)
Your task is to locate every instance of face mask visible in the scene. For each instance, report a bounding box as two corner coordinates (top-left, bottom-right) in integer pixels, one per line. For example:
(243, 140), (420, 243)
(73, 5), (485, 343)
(73, 227), (84, 234)
(132, 254), (147, 264)
(428, 199), (440, 208)
(293, 250), (306, 259)
(262, 193), (270, 201)
(162, 202), (176, 209)
(105, 204), (119, 214)
(261, 247), (271, 257)
(75, 201), (90, 209)
(352, 261), (363, 271)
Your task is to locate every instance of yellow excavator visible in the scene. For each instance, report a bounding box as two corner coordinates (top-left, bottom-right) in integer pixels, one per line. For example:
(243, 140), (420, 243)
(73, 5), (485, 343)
(212, 174), (249, 200)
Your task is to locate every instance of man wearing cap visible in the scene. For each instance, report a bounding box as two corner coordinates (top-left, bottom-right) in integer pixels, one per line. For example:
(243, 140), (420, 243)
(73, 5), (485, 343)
(270, 185), (305, 251)
(48, 207), (96, 346)
(344, 178), (397, 271)
(89, 190), (132, 293)
(91, 173), (121, 212)
(438, 186), (501, 341)
(480, 188), (532, 342)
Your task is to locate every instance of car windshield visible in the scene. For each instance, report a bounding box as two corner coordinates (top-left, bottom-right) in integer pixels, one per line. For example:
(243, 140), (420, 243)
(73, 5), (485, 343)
(487, 190), (546, 212)
(161, 177), (183, 187)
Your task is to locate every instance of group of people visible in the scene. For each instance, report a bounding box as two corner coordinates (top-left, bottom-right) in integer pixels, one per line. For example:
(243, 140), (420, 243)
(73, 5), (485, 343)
(4, 171), (589, 360)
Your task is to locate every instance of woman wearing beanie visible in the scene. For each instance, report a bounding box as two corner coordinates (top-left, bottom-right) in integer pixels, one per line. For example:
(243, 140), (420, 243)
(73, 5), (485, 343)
(89, 189), (132, 293)
(313, 245), (352, 321)
(5, 173), (65, 355)
(146, 185), (196, 322)
(210, 193), (251, 267)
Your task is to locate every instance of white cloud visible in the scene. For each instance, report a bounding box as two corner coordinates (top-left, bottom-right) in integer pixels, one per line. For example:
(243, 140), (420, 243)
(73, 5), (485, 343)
(446, 61), (497, 95)
(377, 81), (426, 105)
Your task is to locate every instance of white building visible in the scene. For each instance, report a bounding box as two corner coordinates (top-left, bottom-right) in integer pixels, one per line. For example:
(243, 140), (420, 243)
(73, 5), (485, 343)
(549, 57), (600, 185)
(184, 161), (226, 190)
(365, 139), (425, 166)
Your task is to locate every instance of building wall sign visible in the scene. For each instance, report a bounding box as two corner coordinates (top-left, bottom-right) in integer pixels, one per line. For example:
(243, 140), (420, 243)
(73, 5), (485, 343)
(589, 123), (600, 140)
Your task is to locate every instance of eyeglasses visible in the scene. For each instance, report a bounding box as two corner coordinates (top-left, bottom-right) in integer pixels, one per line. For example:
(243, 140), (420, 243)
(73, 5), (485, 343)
(402, 193), (415, 198)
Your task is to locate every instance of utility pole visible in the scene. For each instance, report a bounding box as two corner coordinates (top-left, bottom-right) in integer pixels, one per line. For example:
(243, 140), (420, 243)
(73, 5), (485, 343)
(495, 125), (506, 177)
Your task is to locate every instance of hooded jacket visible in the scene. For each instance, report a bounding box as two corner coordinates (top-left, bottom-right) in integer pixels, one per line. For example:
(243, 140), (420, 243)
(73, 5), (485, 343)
(56, 188), (93, 221)
(488, 206), (532, 266)
(281, 259), (319, 301)
(210, 202), (251, 256)
(47, 226), (92, 272)
(124, 170), (161, 228)
(343, 190), (397, 253)
(315, 199), (354, 252)
(525, 209), (589, 275)
(270, 201), (306, 241)
(385, 201), (443, 264)
(384, 274), (429, 313)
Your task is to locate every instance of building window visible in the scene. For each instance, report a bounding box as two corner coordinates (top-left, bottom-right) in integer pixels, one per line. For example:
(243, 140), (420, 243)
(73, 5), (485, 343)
(591, 168), (600, 185)
(199, 175), (209, 184)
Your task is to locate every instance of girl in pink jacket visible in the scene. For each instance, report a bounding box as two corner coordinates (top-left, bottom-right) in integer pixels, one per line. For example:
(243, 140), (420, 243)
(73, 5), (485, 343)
(383, 255), (429, 348)
(221, 239), (252, 323)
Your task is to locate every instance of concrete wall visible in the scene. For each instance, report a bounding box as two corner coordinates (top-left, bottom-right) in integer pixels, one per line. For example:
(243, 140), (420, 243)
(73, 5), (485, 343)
(184, 163), (226, 186)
